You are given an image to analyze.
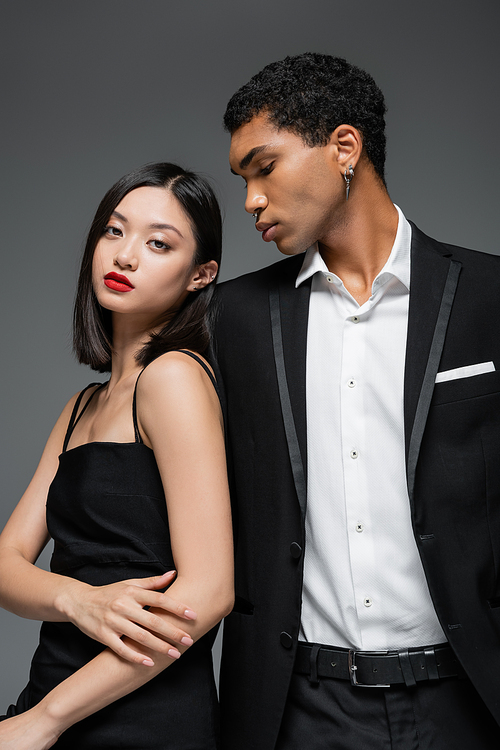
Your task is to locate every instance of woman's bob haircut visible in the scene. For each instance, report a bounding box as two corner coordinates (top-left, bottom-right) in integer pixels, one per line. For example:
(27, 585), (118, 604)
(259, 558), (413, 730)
(73, 163), (222, 373)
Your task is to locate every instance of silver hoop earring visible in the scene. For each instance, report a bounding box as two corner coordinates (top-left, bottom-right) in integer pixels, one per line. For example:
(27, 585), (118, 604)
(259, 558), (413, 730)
(344, 164), (354, 200)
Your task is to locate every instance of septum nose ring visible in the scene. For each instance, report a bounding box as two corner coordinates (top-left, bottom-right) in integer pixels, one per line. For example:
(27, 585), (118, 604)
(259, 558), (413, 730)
(252, 212), (258, 218)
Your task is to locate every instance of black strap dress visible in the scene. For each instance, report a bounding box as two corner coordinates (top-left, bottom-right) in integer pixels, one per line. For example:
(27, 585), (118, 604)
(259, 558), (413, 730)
(1, 351), (221, 749)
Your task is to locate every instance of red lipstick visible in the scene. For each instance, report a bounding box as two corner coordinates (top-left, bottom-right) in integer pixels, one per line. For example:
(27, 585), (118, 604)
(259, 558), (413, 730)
(104, 272), (134, 292)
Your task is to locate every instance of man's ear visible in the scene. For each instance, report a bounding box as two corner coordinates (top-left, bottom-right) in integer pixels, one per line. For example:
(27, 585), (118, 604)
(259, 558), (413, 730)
(188, 260), (219, 292)
(327, 124), (363, 175)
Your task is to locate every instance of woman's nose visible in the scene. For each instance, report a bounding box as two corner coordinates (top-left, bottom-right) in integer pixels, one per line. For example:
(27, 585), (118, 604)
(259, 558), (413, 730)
(114, 242), (138, 271)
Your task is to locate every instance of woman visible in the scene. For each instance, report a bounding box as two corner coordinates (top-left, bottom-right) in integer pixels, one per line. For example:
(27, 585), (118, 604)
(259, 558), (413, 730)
(0, 163), (233, 749)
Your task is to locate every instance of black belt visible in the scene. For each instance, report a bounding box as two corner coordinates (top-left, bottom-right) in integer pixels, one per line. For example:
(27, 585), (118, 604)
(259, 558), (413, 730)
(294, 641), (462, 687)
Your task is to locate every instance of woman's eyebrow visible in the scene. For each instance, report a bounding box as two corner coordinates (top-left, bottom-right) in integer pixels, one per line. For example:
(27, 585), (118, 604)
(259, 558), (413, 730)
(149, 222), (183, 238)
(112, 210), (128, 222)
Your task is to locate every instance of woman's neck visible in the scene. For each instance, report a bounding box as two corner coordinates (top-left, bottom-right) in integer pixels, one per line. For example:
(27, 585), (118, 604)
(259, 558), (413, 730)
(107, 314), (154, 387)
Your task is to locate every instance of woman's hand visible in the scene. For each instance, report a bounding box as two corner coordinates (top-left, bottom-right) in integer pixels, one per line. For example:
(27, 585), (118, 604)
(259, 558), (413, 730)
(0, 707), (60, 750)
(61, 571), (197, 665)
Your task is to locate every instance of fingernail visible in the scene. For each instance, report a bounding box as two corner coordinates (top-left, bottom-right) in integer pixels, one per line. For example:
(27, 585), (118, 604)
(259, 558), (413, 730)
(181, 636), (194, 646)
(184, 609), (197, 620)
(142, 657), (155, 667)
(168, 648), (181, 660)
(164, 570), (176, 577)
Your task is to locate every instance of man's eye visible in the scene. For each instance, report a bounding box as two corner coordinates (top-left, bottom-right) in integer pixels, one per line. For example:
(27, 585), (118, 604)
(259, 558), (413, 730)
(260, 163), (274, 176)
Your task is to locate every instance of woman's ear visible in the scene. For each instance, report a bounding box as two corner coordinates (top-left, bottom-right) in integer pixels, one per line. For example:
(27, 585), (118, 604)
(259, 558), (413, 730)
(189, 260), (219, 292)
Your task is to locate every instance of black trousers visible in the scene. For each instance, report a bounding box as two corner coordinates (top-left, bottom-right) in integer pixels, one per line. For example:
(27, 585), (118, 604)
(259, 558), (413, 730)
(275, 670), (499, 749)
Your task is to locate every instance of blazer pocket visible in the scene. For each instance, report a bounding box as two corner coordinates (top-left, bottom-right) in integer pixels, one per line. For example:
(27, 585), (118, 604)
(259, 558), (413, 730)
(435, 361), (495, 383)
(432, 370), (500, 406)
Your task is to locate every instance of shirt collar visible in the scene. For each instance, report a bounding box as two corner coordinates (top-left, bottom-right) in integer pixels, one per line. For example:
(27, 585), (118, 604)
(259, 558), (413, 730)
(295, 205), (411, 292)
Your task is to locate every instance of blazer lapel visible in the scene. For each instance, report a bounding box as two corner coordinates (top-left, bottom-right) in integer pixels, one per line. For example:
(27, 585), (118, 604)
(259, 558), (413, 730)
(269, 256), (311, 518)
(268, 225), (460, 517)
(404, 223), (462, 506)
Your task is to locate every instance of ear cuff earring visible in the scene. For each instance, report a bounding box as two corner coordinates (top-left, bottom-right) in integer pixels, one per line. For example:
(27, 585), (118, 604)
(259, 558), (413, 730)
(344, 164), (354, 200)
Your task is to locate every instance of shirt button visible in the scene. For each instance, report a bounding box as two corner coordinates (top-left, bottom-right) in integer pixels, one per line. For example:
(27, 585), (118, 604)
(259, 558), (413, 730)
(355, 523), (364, 533)
(364, 598), (373, 607)
(347, 379), (356, 388)
(352, 316), (360, 323)
(350, 449), (359, 459)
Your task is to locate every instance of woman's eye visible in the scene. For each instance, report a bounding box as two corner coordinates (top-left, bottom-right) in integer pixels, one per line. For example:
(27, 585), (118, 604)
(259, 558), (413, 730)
(150, 240), (170, 251)
(104, 225), (122, 236)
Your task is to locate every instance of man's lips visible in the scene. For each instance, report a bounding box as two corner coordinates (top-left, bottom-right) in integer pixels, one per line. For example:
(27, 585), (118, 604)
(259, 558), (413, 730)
(256, 221), (278, 243)
(104, 272), (134, 292)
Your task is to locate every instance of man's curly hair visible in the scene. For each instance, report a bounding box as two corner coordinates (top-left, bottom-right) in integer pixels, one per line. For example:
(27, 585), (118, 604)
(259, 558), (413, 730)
(224, 53), (387, 184)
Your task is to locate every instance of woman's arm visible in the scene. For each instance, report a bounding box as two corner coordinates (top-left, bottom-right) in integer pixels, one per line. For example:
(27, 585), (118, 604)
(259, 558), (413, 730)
(0, 352), (233, 749)
(0, 392), (198, 666)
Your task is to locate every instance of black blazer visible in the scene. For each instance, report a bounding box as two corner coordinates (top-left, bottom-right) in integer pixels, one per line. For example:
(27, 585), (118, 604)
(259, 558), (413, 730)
(213, 224), (500, 750)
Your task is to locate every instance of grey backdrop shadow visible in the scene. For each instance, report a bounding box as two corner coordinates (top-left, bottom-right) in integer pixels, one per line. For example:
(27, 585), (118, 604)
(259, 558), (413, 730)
(1, 0), (499, 706)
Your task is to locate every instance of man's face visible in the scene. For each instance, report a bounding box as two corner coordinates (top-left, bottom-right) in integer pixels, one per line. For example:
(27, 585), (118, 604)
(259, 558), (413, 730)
(229, 113), (344, 255)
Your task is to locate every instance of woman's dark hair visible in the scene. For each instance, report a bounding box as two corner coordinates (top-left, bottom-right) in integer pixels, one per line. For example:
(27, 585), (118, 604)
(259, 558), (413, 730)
(73, 163), (222, 372)
(224, 53), (387, 184)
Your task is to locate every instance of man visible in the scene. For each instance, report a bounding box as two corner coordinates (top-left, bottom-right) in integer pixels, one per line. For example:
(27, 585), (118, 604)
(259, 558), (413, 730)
(213, 53), (500, 749)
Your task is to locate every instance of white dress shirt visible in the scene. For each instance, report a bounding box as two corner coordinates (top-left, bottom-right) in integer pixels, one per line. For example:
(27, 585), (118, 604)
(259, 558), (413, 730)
(297, 206), (446, 650)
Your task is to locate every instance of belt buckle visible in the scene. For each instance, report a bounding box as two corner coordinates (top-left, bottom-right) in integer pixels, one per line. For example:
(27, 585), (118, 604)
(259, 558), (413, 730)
(348, 650), (390, 688)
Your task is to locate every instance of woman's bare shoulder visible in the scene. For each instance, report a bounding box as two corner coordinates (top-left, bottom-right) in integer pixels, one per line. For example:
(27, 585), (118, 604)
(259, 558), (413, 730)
(137, 351), (215, 397)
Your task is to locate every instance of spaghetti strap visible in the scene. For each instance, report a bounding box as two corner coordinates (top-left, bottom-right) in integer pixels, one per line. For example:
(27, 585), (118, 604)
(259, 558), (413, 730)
(62, 383), (106, 453)
(132, 350), (220, 444)
(177, 350), (220, 394)
(132, 370), (147, 444)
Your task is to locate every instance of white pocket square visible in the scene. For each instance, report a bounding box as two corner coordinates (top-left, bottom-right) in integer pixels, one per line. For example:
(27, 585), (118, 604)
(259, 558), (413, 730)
(435, 361), (495, 383)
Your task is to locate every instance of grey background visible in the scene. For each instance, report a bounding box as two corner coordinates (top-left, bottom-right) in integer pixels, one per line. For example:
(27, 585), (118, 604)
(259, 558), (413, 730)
(1, 0), (499, 706)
